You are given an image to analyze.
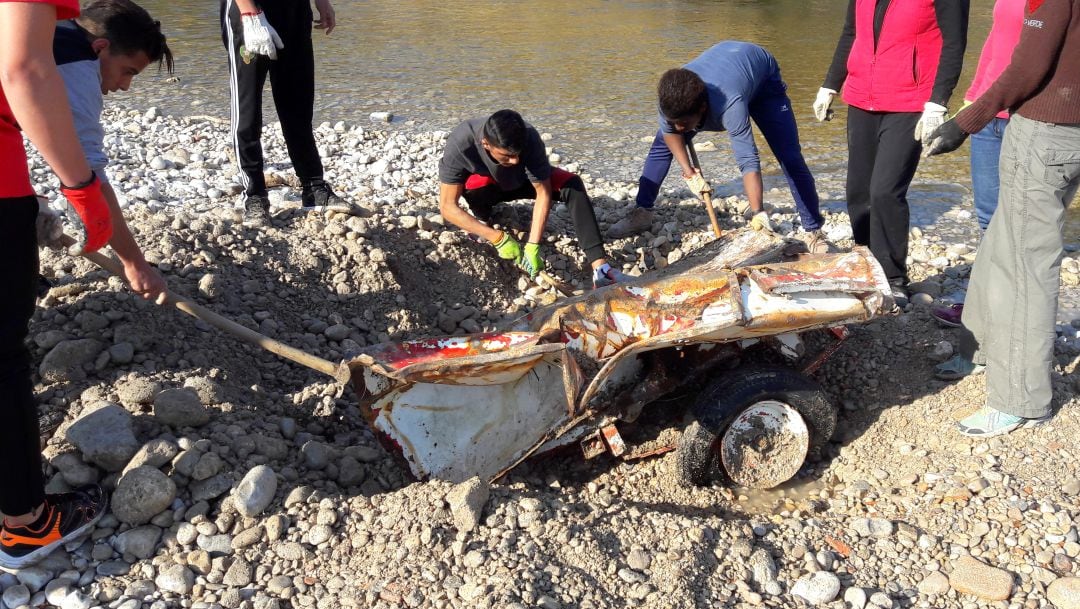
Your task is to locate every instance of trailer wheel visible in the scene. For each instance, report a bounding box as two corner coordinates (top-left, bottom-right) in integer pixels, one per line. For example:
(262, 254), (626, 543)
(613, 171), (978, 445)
(675, 366), (836, 489)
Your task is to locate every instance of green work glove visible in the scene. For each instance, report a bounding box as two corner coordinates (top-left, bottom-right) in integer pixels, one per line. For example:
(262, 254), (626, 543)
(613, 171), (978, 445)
(519, 242), (545, 278)
(491, 231), (522, 262)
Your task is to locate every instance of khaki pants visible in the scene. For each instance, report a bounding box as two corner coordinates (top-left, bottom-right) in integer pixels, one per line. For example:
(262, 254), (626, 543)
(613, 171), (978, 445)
(961, 115), (1080, 418)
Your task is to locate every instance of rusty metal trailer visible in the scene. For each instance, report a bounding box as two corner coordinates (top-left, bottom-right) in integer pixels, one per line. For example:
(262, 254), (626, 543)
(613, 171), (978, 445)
(346, 230), (893, 489)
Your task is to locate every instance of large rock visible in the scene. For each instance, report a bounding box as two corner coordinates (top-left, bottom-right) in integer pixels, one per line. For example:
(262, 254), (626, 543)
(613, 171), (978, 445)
(39, 339), (103, 382)
(234, 465), (278, 517)
(949, 555), (1014, 601)
(51, 452), (99, 486)
(112, 526), (162, 560)
(190, 474), (233, 502)
(154, 564), (194, 595)
(1048, 577), (1080, 609)
(447, 477), (489, 533)
(64, 403), (139, 472)
(124, 439), (179, 474)
(116, 377), (161, 406)
(791, 572), (841, 605)
(154, 388), (210, 428)
(112, 466), (177, 525)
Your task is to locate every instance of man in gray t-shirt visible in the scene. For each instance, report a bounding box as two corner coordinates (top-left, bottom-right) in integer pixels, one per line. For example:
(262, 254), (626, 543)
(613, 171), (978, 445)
(53, 2), (173, 304)
(438, 110), (628, 289)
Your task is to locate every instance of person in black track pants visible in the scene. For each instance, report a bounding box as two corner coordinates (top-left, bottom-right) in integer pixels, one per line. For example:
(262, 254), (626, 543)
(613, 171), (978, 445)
(220, 0), (348, 225)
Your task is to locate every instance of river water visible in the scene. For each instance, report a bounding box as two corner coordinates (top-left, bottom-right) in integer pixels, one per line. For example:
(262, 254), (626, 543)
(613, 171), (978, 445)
(124, 0), (1079, 240)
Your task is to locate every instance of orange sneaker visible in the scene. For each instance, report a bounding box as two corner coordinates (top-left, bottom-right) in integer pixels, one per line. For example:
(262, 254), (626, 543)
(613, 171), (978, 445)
(0, 484), (106, 570)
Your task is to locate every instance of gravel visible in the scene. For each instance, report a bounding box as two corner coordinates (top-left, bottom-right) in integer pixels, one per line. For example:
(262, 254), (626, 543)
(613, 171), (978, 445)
(4, 106), (1078, 609)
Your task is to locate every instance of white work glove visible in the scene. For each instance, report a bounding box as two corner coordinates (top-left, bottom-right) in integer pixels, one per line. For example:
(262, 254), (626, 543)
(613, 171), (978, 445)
(813, 88), (837, 122)
(914, 102), (948, 146)
(750, 210), (774, 233)
(35, 196), (65, 249)
(684, 170), (712, 199)
(241, 11), (283, 60)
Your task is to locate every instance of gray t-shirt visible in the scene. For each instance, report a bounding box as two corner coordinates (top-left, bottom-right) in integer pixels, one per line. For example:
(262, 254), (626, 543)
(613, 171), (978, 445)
(438, 117), (551, 191)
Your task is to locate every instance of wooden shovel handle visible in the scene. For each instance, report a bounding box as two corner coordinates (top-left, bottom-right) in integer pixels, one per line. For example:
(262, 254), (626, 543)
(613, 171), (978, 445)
(60, 235), (349, 382)
(686, 141), (723, 239)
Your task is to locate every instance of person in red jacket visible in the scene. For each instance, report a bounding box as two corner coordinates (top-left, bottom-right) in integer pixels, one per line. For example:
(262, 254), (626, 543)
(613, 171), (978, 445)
(814, 0), (970, 305)
(0, 0), (110, 569)
(925, 0), (1080, 436)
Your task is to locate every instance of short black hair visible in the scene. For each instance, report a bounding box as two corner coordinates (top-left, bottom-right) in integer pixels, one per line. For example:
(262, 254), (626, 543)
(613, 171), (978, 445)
(77, 0), (174, 74)
(482, 109), (528, 154)
(657, 68), (707, 121)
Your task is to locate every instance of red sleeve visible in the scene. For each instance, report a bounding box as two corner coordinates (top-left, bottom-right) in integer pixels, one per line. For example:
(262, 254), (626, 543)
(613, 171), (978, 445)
(0, 0), (80, 19)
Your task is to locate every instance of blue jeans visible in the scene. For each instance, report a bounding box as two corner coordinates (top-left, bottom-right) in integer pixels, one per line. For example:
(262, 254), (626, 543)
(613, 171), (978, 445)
(969, 117), (1009, 231)
(635, 78), (823, 231)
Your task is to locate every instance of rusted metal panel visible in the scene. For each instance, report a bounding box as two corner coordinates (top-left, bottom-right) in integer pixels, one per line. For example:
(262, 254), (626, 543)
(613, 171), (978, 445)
(343, 231), (894, 484)
(601, 424), (627, 457)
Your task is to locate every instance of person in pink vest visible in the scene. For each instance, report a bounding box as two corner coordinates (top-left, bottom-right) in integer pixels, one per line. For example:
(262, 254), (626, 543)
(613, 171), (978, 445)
(929, 0), (1026, 334)
(814, 0), (970, 306)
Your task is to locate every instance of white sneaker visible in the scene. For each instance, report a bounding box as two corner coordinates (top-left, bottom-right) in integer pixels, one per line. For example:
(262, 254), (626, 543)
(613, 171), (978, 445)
(607, 207), (654, 238)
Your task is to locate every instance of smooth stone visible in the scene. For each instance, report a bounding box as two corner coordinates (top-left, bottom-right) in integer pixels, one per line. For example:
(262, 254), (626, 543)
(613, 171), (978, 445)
(918, 571), (951, 596)
(1047, 577), (1080, 609)
(791, 572), (841, 605)
(234, 465), (278, 517)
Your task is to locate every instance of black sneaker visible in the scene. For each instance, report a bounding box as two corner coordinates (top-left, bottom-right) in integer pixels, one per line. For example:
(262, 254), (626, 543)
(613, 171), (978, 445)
(302, 180), (346, 208)
(244, 194), (272, 226)
(889, 280), (909, 310)
(0, 484), (107, 570)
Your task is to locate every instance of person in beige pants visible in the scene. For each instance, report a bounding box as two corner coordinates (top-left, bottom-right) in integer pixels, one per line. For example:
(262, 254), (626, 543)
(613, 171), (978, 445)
(924, 0), (1080, 437)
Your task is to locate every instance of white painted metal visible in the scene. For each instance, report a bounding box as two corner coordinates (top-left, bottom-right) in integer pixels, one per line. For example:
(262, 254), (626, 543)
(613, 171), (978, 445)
(371, 356), (569, 482)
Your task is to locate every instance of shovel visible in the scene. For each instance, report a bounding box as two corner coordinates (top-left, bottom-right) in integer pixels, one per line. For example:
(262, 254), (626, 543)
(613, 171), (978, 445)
(60, 234), (351, 383)
(686, 140), (723, 239)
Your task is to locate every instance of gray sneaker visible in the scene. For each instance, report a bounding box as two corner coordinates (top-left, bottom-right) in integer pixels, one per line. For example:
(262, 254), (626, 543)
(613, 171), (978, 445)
(934, 354), (985, 381)
(243, 194), (271, 226)
(607, 207), (654, 239)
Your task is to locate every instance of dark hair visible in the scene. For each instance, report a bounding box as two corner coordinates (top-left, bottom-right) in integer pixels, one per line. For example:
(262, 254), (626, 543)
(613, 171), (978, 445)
(77, 0), (174, 74)
(657, 68), (706, 120)
(482, 109), (528, 154)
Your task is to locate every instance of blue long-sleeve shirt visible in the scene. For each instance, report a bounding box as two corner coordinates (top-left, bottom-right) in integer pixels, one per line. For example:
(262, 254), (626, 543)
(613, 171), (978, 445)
(659, 41), (781, 176)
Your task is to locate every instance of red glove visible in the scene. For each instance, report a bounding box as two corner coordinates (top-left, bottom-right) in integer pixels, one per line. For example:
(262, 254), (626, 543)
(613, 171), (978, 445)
(60, 172), (112, 255)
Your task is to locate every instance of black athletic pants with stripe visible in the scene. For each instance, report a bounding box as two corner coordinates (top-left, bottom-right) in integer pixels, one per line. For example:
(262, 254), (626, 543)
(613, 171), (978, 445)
(0, 196), (46, 517)
(220, 0), (324, 198)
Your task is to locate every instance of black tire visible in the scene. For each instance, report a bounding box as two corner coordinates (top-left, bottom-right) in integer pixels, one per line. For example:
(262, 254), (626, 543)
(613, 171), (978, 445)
(675, 366), (836, 487)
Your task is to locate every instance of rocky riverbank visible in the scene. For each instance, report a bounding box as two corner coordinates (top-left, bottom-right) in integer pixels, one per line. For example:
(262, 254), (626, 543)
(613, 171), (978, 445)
(3, 107), (1079, 609)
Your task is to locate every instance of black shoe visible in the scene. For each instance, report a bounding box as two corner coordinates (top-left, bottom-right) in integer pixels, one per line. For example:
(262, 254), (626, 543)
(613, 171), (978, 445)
(244, 194), (272, 226)
(0, 484), (107, 570)
(301, 180), (346, 208)
(889, 280), (909, 310)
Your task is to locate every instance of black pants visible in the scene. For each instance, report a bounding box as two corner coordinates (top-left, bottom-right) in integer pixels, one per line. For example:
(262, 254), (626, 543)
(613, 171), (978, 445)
(0, 196), (45, 517)
(464, 176), (606, 263)
(846, 107), (922, 284)
(220, 0), (324, 197)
